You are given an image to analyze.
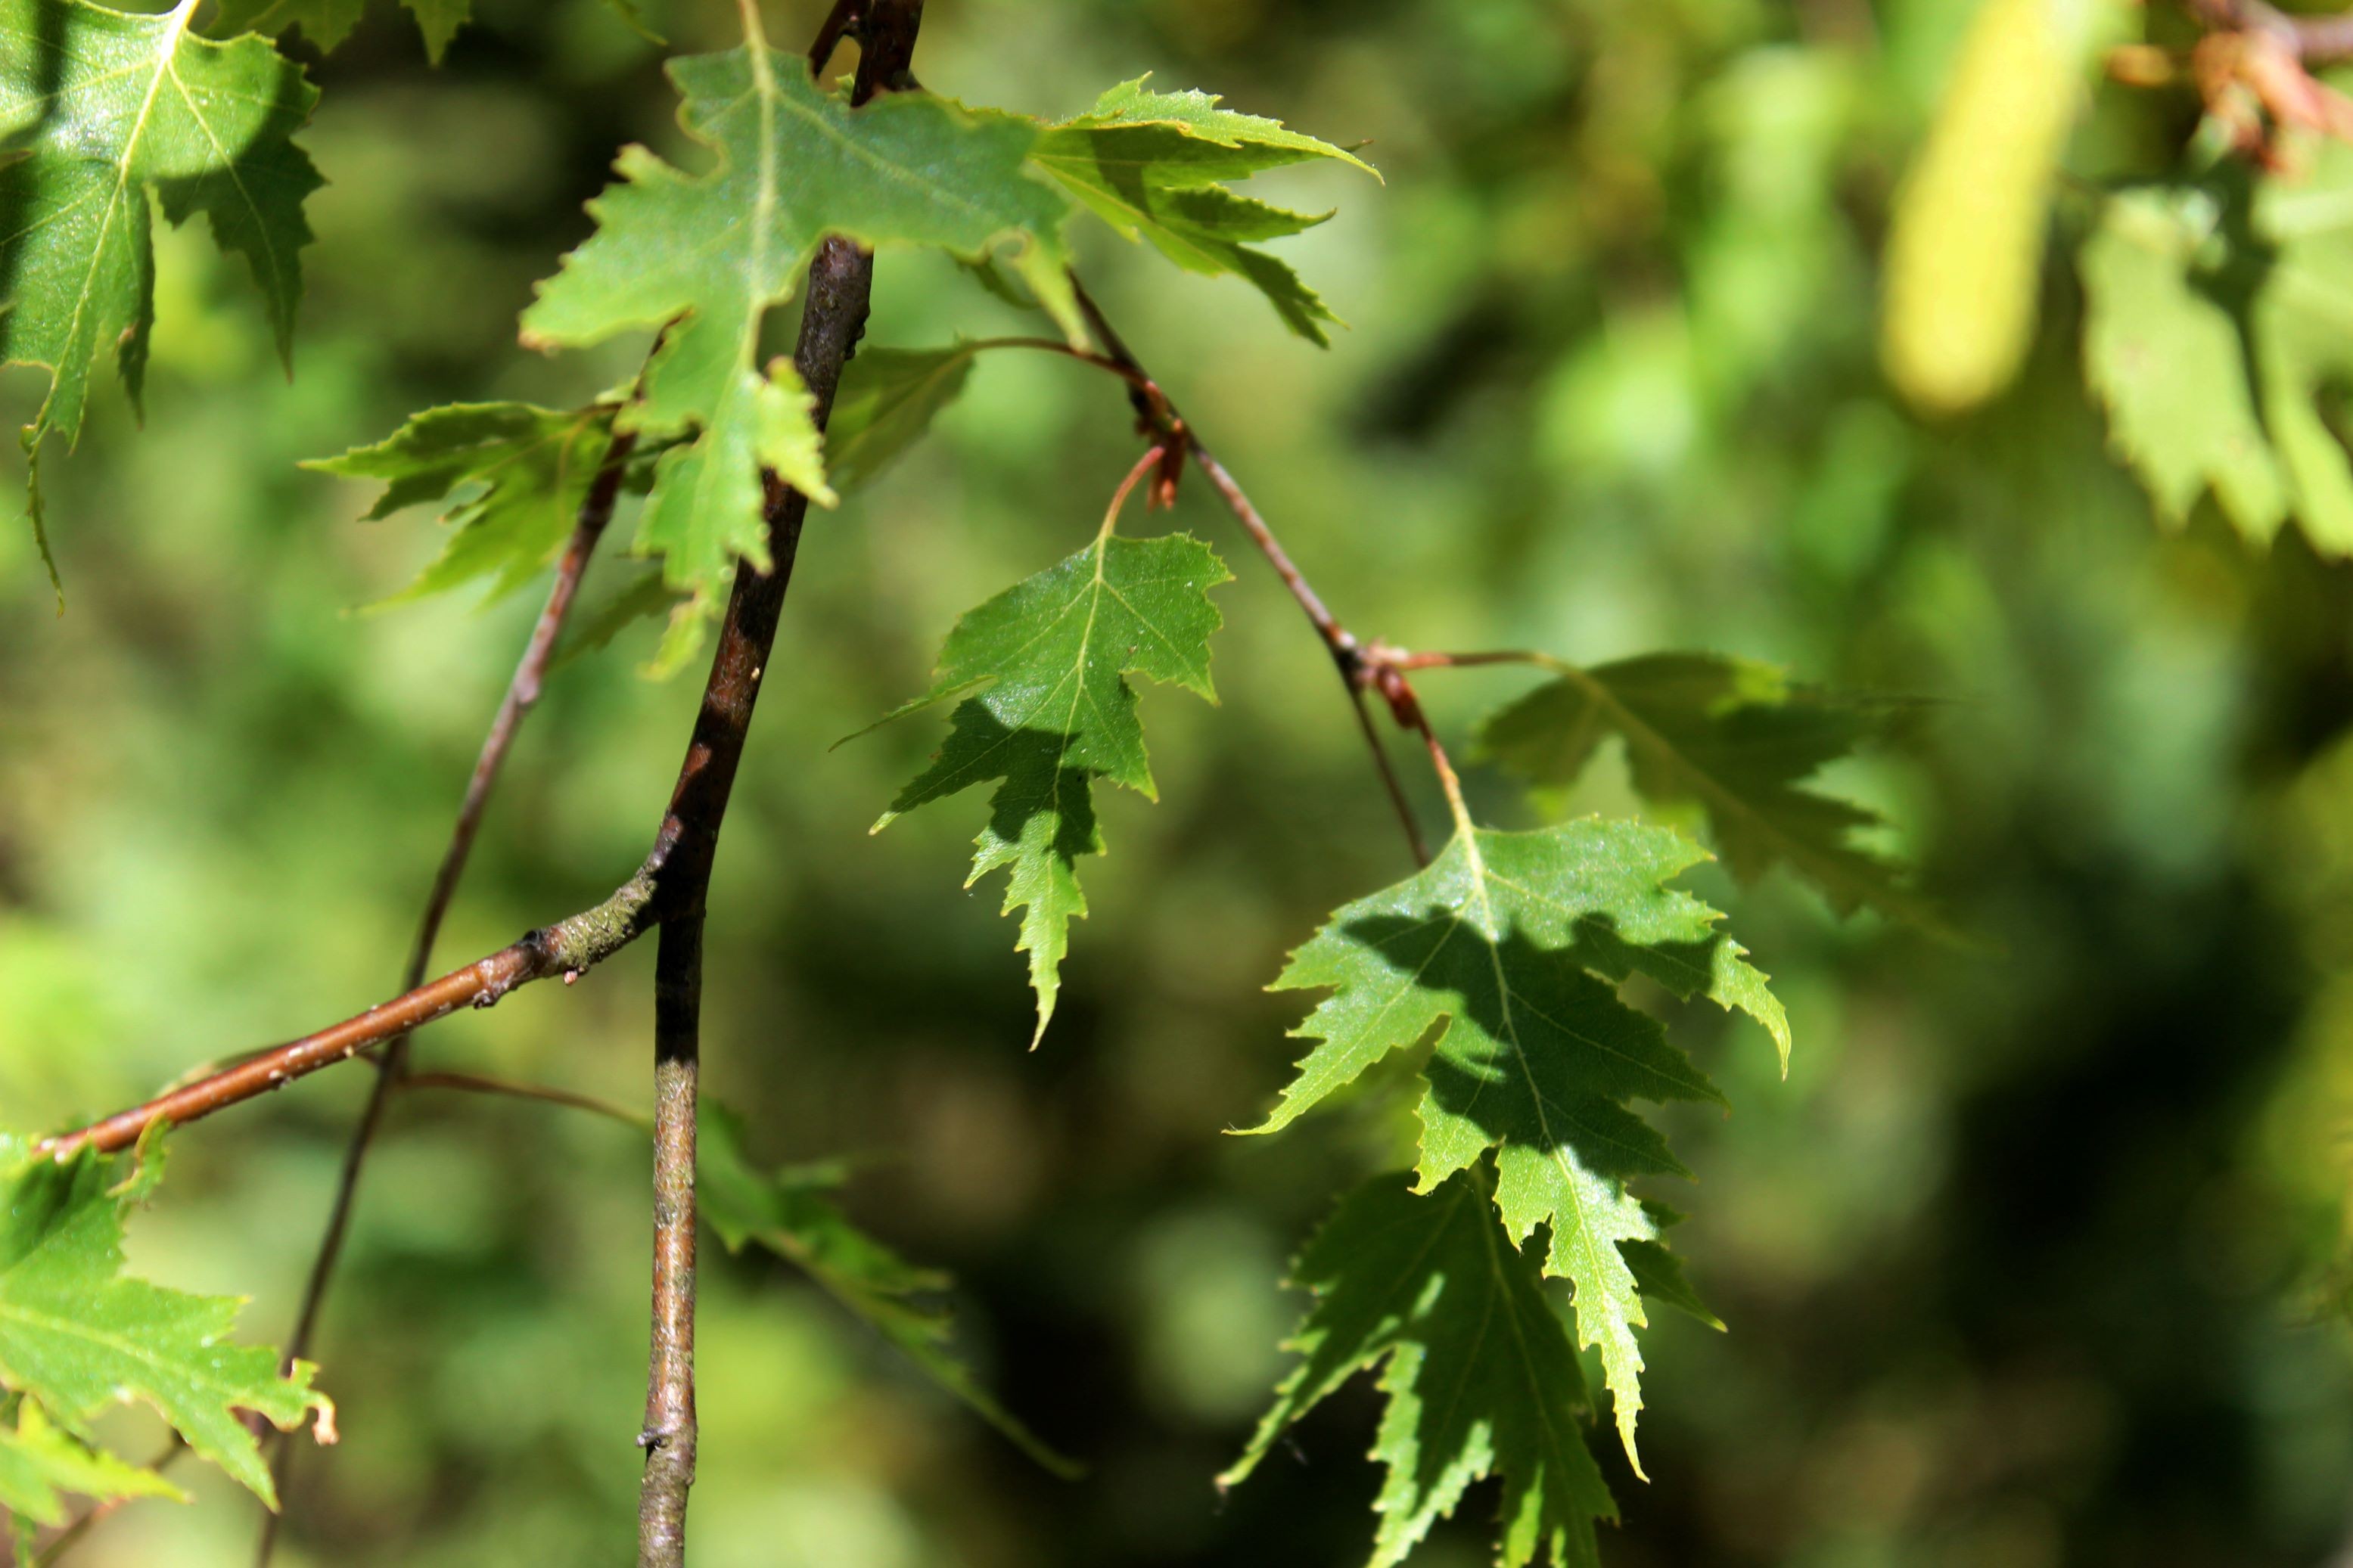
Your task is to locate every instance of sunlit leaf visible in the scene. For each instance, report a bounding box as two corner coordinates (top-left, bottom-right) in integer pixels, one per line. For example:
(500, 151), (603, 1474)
(1248, 819), (1783, 1469)
(867, 526), (1227, 1041)
(0, 1398), (181, 1529)
(521, 20), (1081, 669)
(1032, 76), (1375, 344)
(2080, 147), (2353, 557)
(0, 1138), (333, 1509)
(306, 401), (624, 605)
(0, 0), (322, 581)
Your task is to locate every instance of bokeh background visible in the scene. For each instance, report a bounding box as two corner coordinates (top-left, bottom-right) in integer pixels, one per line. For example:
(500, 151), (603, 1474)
(6, 0), (2353, 1563)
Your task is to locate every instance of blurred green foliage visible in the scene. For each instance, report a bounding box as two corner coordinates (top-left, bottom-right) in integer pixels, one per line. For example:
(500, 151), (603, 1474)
(8, 0), (2353, 1563)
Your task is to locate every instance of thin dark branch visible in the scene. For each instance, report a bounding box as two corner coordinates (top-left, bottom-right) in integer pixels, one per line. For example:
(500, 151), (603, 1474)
(37, 5), (905, 1168)
(636, 914), (704, 1567)
(1345, 688), (1430, 866)
(1061, 272), (1431, 866)
(252, 426), (641, 1565)
(36, 872), (661, 1160)
(808, 0), (860, 71)
(631, 9), (918, 1559)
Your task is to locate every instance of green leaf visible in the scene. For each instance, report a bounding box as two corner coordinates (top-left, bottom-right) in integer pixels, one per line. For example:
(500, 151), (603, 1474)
(520, 23), (1081, 669)
(0, 0), (322, 576)
(2077, 151), (2353, 557)
(1249, 818), (1784, 1470)
(825, 345), (980, 494)
(0, 1399), (182, 1529)
(869, 528), (1229, 1041)
(1475, 654), (1938, 927)
(0, 1138), (332, 1508)
(1031, 76), (1375, 345)
(698, 1107), (1077, 1477)
(1220, 1170), (1615, 1568)
(551, 569), (680, 672)
(305, 401), (623, 605)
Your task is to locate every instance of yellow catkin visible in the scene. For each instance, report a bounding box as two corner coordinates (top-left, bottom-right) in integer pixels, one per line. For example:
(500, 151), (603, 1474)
(1881, 0), (2098, 414)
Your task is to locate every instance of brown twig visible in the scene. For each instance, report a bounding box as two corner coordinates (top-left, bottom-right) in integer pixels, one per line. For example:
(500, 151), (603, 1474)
(250, 425), (642, 1565)
(36, 872), (660, 1160)
(405, 1070), (648, 1128)
(1379, 647), (1556, 672)
(33, 0), (897, 1169)
(629, 7), (918, 1560)
(1042, 277), (1435, 867)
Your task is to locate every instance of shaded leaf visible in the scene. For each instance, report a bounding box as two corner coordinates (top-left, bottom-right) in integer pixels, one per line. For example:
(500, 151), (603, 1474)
(305, 401), (623, 605)
(521, 23), (1080, 668)
(1475, 654), (1938, 927)
(0, 0), (322, 574)
(1032, 76), (1375, 344)
(1250, 819), (1783, 1469)
(869, 528), (1228, 1040)
(1621, 1200), (1722, 1331)
(698, 1107), (1076, 1477)
(551, 569), (679, 672)
(0, 1138), (332, 1508)
(826, 344), (980, 494)
(1221, 1169), (1614, 1568)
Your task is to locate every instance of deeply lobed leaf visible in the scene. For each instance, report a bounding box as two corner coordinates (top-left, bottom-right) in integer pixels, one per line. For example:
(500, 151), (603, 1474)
(869, 527), (1228, 1041)
(1223, 1170), (1615, 1568)
(1032, 76), (1376, 345)
(0, 1137), (332, 1509)
(306, 400), (629, 604)
(824, 345), (981, 495)
(1475, 654), (1937, 927)
(0, 0), (322, 580)
(521, 33), (1080, 669)
(1251, 818), (1784, 1470)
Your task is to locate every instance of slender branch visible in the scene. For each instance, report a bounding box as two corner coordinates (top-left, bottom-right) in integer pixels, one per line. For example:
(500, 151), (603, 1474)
(1382, 647), (1559, 672)
(631, 7), (919, 1560)
(1345, 688), (1431, 866)
(35, 0), (901, 1167)
(636, 914), (704, 1567)
(406, 1070), (649, 1129)
(962, 336), (1168, 402)
(807, 0), (860, 71)
(36, 873), (660, 1160)
(250, 426), (642, 1565)
(1046, 275), (1433, 865)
